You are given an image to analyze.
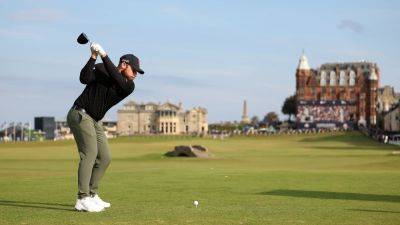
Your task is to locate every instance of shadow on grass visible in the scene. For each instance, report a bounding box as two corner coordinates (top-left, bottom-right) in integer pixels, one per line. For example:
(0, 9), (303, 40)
(259, 190), (400, 203)
(308, 146), (385, 151)
(299, 132), (397, 151)
(347, 209), (400, 214)
(0, 199), (75, 211)
(114, 153), (164, 162)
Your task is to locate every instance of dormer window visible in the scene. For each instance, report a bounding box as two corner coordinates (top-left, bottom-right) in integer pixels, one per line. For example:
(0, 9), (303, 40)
(349, 70), (356, 86)
(339, 70), (346, 86)
(329, 71), (336, 86)
(320, 71), (327, 86)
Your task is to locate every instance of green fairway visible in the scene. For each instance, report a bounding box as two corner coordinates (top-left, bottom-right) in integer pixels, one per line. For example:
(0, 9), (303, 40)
(0, 132), (399, 225)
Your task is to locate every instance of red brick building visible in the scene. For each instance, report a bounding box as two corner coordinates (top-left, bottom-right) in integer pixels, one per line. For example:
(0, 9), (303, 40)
(295, 53), (379, 129)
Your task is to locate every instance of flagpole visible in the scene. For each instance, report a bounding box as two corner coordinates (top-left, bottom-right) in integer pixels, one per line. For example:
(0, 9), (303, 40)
(21, 123), (24, 142)
(13, 122), (16, 142)
(28, 122), (31, 141)
(4, 122), (8, 139)
(0, 122), (3, 142)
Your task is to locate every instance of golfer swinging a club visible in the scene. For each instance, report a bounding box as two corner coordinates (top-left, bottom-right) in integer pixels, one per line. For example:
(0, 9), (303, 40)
(67, 42), (144, 212)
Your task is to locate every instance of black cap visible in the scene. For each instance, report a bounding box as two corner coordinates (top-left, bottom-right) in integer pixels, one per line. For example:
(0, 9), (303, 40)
(120, 54), (144, 74)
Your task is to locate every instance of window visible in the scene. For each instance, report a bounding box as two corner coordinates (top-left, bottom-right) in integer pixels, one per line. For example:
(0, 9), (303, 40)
(349, 70), (356, 86)
(320, 71), (327, 86)
(329, 71), (336, 86)
(349, 90), (356, 100)
(339, 70), (346, 86)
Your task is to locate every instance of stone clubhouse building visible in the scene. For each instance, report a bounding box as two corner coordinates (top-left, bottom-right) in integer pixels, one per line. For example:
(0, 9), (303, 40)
(117, 100), (208, 135)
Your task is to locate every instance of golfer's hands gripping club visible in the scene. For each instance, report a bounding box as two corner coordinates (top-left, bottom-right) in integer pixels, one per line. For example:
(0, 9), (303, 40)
(90, 42), (98, 59)
(91, 42), (107, 58)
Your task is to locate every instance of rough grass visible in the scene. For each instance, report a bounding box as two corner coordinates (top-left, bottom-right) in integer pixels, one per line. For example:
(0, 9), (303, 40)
(0, 132), (399, 225)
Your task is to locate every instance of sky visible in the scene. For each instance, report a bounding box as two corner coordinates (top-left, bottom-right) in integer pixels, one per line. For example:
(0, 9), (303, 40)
(0, 0), (399, 124)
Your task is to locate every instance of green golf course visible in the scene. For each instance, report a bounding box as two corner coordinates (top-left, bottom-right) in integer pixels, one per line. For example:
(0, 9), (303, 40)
(0, 132), (399, 225)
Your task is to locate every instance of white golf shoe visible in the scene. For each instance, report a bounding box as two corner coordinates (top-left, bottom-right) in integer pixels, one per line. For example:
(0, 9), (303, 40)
(75, 197), (105, 212)
(91, 194), (111, 208)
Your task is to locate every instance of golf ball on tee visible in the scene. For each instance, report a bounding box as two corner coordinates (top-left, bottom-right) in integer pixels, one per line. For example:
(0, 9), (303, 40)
(193, 200), (199, 207)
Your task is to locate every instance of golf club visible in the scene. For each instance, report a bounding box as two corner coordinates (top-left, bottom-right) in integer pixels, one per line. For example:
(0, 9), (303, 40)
(77, 32), (90, 45)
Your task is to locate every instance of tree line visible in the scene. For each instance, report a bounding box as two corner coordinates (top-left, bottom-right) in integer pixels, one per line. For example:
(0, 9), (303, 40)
(210, 94), (297, 131)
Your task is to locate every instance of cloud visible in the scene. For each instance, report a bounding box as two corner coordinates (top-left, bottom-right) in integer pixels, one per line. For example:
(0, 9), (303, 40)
(8, 9), (66, 23)
(0, 28), (40, 39)
(326, 49), (384, 59)
(0, 56), (78, 66)
(337, 20), (364, 34)
(145, 74), (214, 88)
(160, 5), (181, 15)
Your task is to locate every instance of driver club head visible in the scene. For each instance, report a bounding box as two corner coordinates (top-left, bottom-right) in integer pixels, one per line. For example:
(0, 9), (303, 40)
(77, 33), (89, 45)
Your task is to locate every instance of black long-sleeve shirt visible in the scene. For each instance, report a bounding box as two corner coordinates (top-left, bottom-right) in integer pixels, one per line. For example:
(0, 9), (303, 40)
(73, 56), (135, 121)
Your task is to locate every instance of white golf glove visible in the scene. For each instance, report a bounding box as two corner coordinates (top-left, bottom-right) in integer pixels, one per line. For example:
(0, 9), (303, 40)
(91, 42), (107, 57)
(90, 42), (98, 56)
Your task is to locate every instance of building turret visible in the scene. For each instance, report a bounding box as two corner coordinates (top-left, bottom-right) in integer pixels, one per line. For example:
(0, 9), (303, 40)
(296, 52), (311, 100)
(298, 53), (310, 70)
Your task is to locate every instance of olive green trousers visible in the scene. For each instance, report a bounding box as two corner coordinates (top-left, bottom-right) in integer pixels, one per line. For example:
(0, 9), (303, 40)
(67, 108), (111, 199)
